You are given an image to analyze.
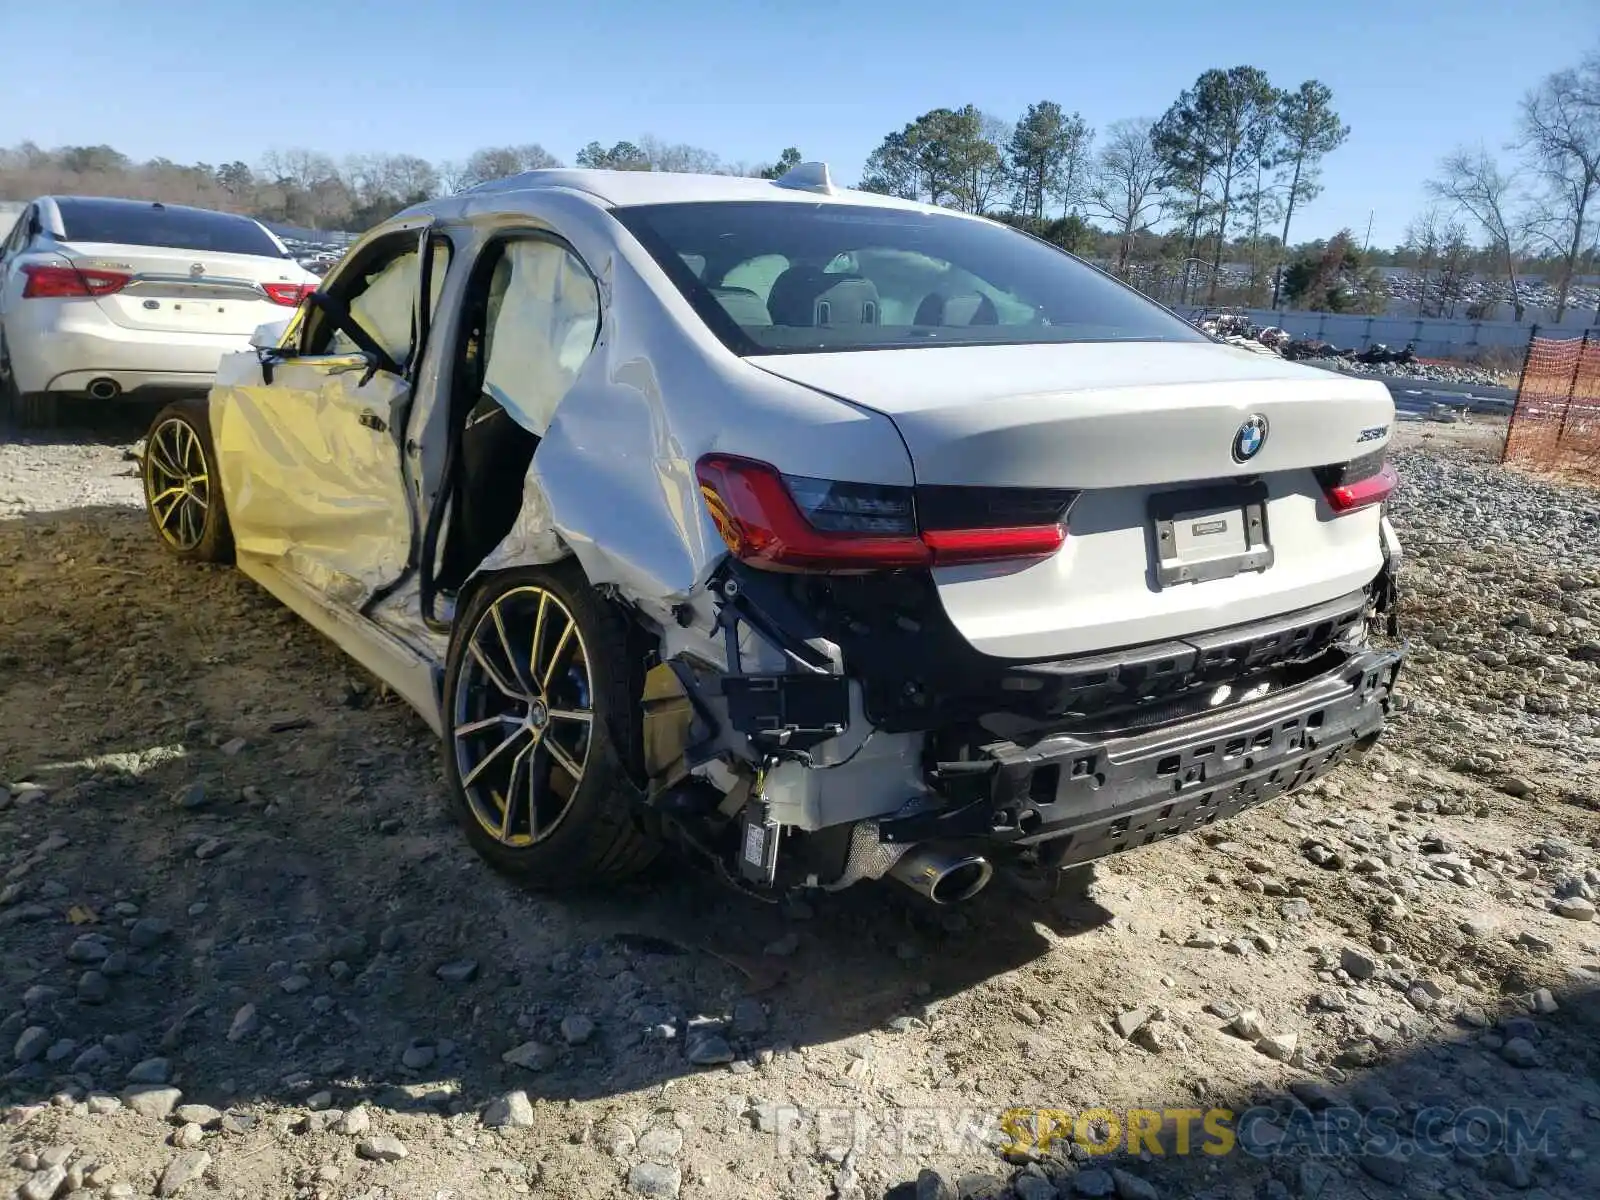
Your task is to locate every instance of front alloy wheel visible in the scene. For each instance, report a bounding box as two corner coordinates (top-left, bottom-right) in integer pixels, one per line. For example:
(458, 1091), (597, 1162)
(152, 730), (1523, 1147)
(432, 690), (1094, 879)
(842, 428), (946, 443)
(141, 401), (233, 563)
(441, 563), (657, 887)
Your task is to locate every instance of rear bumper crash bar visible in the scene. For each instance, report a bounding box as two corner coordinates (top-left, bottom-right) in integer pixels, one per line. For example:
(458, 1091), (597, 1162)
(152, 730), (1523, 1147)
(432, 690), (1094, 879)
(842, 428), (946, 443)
(876, 647), (1404, 871)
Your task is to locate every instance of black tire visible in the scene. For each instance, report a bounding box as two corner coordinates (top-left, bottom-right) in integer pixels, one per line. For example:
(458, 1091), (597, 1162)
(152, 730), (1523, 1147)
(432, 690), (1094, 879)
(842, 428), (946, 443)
(441, 561), (659, 888)
(141, 400), (234, 564)
(0, 333), (56, 430)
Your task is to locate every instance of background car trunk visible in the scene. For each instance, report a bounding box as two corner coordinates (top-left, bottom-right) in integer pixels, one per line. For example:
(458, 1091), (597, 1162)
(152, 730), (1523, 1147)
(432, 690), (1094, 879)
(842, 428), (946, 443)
(58, 241), (302, 337)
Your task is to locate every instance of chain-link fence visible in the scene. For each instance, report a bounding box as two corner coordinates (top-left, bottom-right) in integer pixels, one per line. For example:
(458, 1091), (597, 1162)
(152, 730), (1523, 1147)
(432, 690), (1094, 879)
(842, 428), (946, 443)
(1502, 330), (1600, 481)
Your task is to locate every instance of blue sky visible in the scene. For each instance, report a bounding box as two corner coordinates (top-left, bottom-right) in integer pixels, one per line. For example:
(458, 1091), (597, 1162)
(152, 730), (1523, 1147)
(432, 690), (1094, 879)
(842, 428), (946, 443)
(4, 0), (1594, 248)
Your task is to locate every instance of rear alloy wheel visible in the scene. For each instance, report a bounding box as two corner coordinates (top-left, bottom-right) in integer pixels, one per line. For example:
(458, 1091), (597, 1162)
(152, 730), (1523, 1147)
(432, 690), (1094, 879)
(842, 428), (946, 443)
(141, 401), (234, 563)
(442, 564), (657, 887)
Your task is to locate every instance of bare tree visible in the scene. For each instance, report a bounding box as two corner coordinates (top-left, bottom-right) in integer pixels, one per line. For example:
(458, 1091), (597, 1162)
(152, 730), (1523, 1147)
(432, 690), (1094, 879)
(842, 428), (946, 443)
(636, 136), (721, 174)
(1403, 206), (1446, 316)
(1088, 119), (1164, 276)
(459, 144), (562, 188)
(1048, 114), (1094, 217)
(1434, 222), (1474, 318)
(1517, 50), (1600, 321)
(1428, 147), (1526, 320)
(960, 112), (1013, 215)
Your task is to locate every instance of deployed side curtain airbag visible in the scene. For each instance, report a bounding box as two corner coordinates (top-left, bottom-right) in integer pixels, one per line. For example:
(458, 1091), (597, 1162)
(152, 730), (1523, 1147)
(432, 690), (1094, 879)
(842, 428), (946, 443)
(481, 240), (600, 436)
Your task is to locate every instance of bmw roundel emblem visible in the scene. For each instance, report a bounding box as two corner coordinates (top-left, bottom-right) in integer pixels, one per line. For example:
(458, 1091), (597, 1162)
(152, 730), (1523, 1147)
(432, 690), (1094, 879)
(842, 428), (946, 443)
(1232, 414), (1269, 463)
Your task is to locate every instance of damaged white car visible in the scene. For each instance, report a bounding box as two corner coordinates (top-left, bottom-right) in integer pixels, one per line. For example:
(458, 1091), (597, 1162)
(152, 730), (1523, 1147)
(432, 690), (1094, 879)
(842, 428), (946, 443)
(137, 164), (1404, 905)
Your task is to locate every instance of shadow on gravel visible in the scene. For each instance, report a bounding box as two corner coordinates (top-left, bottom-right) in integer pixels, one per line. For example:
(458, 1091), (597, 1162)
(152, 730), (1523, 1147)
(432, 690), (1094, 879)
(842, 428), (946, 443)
(874, 981), (1600, 1200)
(0, 398), (163, 447)
(0, 502), (1113, 1131)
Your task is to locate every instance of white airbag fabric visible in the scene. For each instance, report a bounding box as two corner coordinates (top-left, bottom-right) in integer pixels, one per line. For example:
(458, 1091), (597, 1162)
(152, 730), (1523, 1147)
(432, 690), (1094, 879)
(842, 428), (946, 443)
(481, 240), (598, 436)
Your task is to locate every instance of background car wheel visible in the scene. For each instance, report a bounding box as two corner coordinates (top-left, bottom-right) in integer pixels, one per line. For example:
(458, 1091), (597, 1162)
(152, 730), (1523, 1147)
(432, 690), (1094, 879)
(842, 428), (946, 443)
(0, 367), (55, 430)
(441, 562), (659, 889)
(142, 400), (234, 563)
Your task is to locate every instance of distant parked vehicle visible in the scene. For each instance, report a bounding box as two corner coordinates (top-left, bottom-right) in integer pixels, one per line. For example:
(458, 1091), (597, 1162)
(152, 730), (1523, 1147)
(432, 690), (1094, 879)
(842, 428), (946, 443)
(0, 196), (319, 426)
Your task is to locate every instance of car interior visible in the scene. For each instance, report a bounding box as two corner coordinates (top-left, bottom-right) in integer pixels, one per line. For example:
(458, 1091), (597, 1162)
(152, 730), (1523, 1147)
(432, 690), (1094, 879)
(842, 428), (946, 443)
(695, 248), (1018, 336)
(432, 235), (599, 598)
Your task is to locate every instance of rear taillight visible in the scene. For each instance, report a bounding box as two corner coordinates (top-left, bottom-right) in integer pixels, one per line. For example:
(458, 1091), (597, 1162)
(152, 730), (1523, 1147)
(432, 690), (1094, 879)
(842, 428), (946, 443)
(1315, 451), (1397, 514)
(21, 263), (130, 299)
(695, 454), (1075, 573)
(262, 282), (313, 307)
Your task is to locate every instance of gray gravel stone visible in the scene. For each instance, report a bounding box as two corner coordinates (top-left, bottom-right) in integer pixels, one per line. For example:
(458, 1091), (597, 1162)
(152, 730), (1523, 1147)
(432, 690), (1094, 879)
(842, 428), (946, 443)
(627, 1161), (682, 1197)
(122, 1086), (183, 1121)
(1073, 1168), (1115, 1196)
(1111, 1168), (1159, 1200)
(730, 997), (768, 1037)
(127, 1056), (171, 1084)
(332, 1107), (371, 1136)
(434, 958), (478, 983)
(39, 1038), (75, 1066)
(560, 1014), (595, 1045)
(65, 935), (110, 964)
(501, 1040), (557, 1071)
(14, 1026), (50, 1063)
(76, 970), (109, 1004)
(481, 1090), (535, 1128)
(1501, 1037), (1541, 1068)
(129, 917), (173, 948)
(18, 1165), (67, 1200)
(226, 1004), (258, 1042)
(173, 1104), (222, 1127)
(1340, 947), (1379, 979)
(155, 1150), (209, 1196)
(686, 1034), (734, 1065)
(638, 1126), (685, 1163)
(171, 1122), (204, 1149)
(1112, 1008), (1150, 1039)
(356, 1134), (407, 1161)
(1555, 896), (1596, 921)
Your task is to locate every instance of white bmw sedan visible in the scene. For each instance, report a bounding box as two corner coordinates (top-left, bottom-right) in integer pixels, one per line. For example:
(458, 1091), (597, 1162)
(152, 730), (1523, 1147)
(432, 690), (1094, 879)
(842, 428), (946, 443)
(0, 196), (318, 426)
(135, 164), (1403, 906)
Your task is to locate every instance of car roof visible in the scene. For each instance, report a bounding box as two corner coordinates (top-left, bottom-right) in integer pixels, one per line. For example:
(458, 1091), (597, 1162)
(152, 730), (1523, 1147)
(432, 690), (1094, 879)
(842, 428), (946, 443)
(41, 195), (261, 221)
(454, 167), (963, 216)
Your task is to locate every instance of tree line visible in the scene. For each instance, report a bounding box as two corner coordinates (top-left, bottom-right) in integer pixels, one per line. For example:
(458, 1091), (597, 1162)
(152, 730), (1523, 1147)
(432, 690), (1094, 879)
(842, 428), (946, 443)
(1417, 47), (1600, 322)
(0, 138), (788, 236)
(2, 44), (1594, 321)
(855, 71), (1350, 309)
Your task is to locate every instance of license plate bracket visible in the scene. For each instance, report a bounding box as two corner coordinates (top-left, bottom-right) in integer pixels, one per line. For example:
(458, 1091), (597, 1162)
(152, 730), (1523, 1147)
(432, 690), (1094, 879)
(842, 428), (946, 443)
(1149, 479), (1273, 587)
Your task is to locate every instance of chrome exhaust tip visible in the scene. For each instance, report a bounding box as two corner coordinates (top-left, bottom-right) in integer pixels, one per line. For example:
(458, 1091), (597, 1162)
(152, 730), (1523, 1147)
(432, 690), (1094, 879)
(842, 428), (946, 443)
(86, 378), (121, 401)
(889, 846), (994, 905)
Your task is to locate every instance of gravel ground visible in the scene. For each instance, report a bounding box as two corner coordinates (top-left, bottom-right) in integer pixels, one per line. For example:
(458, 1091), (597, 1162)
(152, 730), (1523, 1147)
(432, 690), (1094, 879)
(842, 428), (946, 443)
(2, 414), (1599, 1200)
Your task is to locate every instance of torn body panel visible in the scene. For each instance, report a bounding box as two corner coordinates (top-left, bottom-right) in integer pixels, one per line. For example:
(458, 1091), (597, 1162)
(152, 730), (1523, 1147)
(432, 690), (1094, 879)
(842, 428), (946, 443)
(210, 349), (412, 608)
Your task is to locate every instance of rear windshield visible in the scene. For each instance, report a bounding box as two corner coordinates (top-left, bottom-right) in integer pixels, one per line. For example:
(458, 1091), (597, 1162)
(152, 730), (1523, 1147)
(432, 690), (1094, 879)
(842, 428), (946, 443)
(56, 199), (285, 258)
(612, 201), (1205, 355)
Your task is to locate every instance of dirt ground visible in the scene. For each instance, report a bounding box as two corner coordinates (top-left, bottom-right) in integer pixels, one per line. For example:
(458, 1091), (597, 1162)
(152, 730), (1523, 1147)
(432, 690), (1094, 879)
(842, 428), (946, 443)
(2, 408), (1599, 1200)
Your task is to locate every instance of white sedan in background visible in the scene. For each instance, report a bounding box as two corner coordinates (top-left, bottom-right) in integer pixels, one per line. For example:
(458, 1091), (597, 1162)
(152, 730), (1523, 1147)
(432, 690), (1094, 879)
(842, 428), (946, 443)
(0, 196), (319, 426)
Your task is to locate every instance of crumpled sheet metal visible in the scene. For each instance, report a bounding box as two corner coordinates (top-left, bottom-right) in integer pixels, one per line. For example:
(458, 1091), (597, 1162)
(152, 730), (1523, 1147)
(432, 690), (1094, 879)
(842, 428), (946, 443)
(210, 351), (412, 606)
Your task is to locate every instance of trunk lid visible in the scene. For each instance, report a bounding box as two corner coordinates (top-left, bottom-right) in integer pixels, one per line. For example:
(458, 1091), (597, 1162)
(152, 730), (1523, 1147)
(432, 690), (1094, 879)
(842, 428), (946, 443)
(749, 340), (1396, 659)
(58, 241), (309, 337)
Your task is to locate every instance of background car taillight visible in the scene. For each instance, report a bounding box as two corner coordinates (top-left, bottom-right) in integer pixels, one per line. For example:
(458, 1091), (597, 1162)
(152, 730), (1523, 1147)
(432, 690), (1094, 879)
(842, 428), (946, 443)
(21, 263), (130, 299)
(262, 283), (313, 307)
(695, 454), (1076, 573)
(1314, 450), (1398, 514)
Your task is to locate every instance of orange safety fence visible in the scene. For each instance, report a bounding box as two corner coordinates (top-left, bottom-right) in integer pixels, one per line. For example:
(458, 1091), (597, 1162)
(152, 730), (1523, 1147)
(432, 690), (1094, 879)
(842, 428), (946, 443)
(1502, 332), (1600, 482)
